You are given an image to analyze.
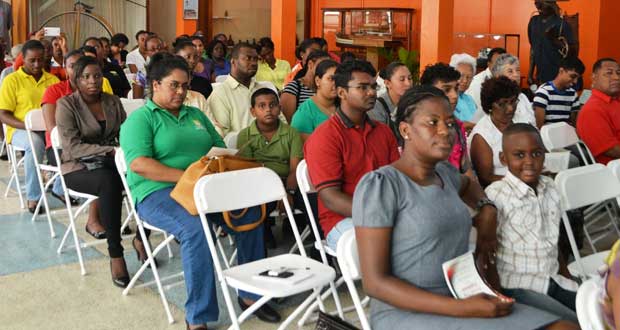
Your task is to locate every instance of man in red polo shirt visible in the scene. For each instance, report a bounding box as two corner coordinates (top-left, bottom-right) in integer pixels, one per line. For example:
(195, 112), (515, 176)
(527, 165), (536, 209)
(577, 58), (620, 164)
(304, 59), (399, 250)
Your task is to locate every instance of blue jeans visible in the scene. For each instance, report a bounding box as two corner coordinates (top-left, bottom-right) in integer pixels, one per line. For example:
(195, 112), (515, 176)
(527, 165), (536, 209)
(325, 217), (353, 251)
(136, 186), (265, 324)
(11, 129), (63, 201)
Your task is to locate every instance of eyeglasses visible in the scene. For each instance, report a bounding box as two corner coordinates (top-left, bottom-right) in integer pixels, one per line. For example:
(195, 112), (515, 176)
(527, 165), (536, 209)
(160, 80), (190, 92)
(347, 84), (379, 92)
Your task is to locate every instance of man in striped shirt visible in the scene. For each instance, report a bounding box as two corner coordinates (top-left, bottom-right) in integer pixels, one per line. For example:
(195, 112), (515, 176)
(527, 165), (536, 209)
(533, 57), (585, 128)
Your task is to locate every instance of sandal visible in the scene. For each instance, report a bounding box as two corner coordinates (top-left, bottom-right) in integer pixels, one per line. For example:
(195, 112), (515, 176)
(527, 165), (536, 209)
(85, 224), (106, 239)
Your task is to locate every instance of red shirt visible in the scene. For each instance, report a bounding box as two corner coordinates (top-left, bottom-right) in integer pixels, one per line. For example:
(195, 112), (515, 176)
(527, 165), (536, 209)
(576, 89), (620, 164)
(304, 109), (400, 235)
(41, 80), (73, 147)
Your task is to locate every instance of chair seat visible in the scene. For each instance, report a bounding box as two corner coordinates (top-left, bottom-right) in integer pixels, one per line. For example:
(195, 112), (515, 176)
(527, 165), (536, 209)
(568, 251), (609, 278)
(223, 254), (336, 298)
(314, 240), (336, 256)
(11, 145), (25, 152)
(66, 189), (98, 200)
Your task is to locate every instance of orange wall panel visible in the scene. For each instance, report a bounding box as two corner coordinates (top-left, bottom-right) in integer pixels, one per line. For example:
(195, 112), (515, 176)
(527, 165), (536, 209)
(597, 1), (620, 61)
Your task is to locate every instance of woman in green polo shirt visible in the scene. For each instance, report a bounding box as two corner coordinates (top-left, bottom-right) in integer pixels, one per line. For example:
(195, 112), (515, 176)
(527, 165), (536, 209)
(120, 53), (279, 329)
(291, 59), (338, 141)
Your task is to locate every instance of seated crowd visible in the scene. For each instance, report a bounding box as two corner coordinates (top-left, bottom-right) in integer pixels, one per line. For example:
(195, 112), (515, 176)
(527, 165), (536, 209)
(3, 26), (620, 330)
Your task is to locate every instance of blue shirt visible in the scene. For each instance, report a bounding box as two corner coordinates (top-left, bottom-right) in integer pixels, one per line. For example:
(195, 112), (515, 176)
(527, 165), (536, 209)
(455, 93), (477, 122)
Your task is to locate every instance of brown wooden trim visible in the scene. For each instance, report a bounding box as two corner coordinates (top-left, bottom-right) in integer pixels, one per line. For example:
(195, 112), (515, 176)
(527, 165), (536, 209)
(304, 0), (311, 40)
(146, 0), (150, 29)
(200, 0), (213, 41)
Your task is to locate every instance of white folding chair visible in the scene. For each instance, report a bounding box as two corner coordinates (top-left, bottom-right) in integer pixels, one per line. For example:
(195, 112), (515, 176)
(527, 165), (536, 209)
(336, 229), (372, 330)
(115, 148), (180, 324)
(194, 167), (336, 330)
(51, 127), (132, 275)
(24, 110), (57, 237)
(120, 98), (146, 116)
(296, 159), (369, 327)
(555, 164), (619, 278)
(3, 123), (26, 209)
(540, 122), (595, 164)
(576, 278), (605, 330)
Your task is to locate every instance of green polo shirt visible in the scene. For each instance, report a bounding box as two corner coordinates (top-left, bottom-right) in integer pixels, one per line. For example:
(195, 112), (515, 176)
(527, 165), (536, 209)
(120, 99), (225, 204)
(237, 120), (303, 177)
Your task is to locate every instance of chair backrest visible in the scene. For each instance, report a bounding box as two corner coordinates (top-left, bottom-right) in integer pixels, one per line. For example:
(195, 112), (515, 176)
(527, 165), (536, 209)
(114, 147), (139, 220)
(541, 122), (580, 151)
(120, 98), (146, 116)
(576, 278), (605, 330)
(24, 109), (46, 131)
(296, 160), (316, 195)
(555, 164), (620, 211)
(608, 159), (620, 181)
(336, 229), (362, 280)
(224, 131), (239, 149)
(215, 75), (228, 83)
(51, 127), (62, 150)
(193, 167), (308, 276)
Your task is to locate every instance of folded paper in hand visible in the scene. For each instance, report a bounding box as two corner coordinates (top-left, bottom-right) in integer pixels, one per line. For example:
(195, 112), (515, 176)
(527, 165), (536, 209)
(442, 252), (497, 299)
(206, 147), (238, 157)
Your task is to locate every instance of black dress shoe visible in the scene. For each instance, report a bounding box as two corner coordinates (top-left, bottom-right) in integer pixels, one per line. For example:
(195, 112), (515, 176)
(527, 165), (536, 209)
(237, 297), (281, 323)
(110, 260), (130, 288)
(185, 320), (208, 330)
(85, 225), (106, 239)
(133, 237), (158, 268)
(28, 203), (46, 214)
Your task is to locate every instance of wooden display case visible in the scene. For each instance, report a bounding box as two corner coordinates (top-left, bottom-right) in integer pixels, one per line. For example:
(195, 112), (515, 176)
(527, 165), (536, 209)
(322, 8), (415, 69)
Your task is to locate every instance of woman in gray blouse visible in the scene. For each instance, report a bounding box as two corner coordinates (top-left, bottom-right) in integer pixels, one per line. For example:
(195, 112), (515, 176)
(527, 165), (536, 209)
(351, 85), (578, 330)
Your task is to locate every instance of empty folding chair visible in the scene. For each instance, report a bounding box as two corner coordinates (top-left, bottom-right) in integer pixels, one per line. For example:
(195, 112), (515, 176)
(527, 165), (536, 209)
(336, 229), (372, 330)
(540, 122), (595, 165)
(575, 278), (605, 330)
(194, 167), (336, 330)
(3, 123), (26, 209)
(555, 164), (618, 278)
(24, 110), (57, 237)
(115, 147), (181, 324)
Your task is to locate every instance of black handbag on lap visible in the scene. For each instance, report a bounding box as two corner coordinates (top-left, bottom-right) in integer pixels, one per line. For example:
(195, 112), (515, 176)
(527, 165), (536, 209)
(315, 311), (360, 330)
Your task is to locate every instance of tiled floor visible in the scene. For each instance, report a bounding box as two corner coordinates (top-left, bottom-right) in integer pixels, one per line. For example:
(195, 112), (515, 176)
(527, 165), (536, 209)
(0, 159), (358, 330)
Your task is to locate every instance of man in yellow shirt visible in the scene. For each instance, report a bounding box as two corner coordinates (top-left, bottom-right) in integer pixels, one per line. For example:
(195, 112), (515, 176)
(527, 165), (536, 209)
(0, 40), (60, 212)
(207, 42), (276, 138)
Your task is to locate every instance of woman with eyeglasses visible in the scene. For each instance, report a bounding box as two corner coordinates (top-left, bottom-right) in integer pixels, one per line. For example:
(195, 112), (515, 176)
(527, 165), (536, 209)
(55, 56), (145, 288)
(469, 76), (521, 187)
(120, 53), (276, 329)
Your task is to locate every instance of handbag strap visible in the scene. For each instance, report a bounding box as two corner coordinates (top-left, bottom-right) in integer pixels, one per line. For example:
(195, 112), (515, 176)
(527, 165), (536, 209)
(222, 204), (267, 232)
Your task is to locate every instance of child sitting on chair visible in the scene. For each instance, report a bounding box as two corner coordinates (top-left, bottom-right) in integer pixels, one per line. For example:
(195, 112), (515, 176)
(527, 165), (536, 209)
(237, 88), (305, 247)
(485, 123), (579, 323)
(600, 240), (620, 329)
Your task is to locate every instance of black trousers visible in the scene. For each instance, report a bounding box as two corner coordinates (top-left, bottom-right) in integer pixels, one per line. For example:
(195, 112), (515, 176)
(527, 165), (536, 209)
(64, 166), (124, 258)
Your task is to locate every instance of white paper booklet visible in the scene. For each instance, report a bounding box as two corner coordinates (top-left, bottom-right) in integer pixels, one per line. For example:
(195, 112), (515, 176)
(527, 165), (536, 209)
(252, 267), (314, 286)
(206, 147), (238, 157)
(442, 252), (497, 299)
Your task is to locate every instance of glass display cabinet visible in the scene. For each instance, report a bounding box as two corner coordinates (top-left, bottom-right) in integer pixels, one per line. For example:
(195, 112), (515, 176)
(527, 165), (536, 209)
(322, 8), (415, 68)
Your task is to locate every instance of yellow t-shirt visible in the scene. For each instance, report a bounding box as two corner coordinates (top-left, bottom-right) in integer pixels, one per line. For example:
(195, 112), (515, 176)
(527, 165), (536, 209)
(102, 77), (113, 95)
(255, 59), (292, 91)
(0, 68), (60, 142)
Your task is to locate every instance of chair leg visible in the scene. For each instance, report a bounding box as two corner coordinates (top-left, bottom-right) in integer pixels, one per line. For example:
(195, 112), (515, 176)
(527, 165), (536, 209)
(67, 211), (87, 275)
(282, 287), (325, 330)
(220, 284), (241, 330)
(298, 277), (345, 326)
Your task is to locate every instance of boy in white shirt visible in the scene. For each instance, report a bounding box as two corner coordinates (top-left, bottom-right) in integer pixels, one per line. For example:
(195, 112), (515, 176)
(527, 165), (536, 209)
(485, 123), (578, 323)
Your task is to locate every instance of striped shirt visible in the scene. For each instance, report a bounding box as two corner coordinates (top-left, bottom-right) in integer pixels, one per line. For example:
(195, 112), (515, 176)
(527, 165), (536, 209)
(485, 171), (577, 294)
(282, 79), (314, 111)
(533, 82), (580, 124)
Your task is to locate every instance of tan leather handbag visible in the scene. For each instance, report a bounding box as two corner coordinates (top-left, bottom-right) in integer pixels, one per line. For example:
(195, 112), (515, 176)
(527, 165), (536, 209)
(170, 155), (267, 231)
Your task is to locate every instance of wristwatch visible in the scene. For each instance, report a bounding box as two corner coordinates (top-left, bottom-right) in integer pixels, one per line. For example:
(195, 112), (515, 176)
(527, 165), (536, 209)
(476, 197), (496, 212)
